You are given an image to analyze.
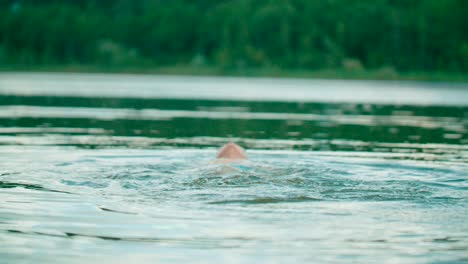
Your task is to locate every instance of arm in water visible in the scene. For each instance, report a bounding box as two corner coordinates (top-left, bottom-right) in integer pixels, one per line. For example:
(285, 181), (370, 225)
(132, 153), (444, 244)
(216, 142), (247, 161)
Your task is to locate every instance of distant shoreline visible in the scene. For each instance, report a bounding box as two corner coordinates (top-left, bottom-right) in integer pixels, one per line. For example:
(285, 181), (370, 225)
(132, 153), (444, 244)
(1, 65), (466, 83)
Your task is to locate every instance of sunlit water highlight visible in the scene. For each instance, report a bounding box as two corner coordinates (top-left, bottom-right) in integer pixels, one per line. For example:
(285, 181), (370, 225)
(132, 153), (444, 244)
(0, 73), (467, 263)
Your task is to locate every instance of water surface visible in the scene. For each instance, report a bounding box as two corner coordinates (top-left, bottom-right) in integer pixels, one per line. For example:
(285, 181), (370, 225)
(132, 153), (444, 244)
(0, 73), (467, 263)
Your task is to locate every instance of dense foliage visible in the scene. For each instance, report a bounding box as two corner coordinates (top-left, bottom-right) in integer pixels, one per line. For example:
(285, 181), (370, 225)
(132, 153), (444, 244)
(0, 0), (466, 73)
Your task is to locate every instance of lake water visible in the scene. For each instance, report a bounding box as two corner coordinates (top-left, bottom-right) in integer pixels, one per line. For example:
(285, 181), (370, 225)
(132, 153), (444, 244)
(0, 73), (467, 263)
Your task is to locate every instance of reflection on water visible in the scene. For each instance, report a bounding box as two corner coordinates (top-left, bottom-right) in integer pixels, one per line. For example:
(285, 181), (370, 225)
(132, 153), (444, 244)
(0, 94), (466, 162)
(0, 73), (467, 263)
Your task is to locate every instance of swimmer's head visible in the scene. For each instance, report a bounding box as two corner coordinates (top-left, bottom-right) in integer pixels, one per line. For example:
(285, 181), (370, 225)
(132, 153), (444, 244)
(216, 142), (247, 160)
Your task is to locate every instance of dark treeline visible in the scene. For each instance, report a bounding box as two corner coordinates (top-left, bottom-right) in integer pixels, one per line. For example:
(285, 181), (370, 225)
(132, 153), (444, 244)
(0, 0), (467, 73)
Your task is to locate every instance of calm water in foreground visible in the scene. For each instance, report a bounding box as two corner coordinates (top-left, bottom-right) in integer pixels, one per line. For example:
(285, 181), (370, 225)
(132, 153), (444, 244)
(0, 73), (467, 263)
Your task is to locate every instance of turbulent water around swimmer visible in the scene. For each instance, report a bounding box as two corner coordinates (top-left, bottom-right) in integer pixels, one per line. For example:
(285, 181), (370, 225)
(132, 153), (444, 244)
(0, 73), (467, 263)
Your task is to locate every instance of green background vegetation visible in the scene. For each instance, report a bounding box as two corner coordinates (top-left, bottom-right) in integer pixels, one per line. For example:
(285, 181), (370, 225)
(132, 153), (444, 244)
(0, 0), (467, 80)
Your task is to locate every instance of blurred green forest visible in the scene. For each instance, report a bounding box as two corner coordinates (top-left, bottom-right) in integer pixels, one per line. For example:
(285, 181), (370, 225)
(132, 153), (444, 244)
(0, 0), (467, 79)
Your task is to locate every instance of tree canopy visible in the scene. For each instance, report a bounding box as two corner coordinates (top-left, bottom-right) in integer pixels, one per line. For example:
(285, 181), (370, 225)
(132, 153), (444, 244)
(0, 0), (466, 73)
